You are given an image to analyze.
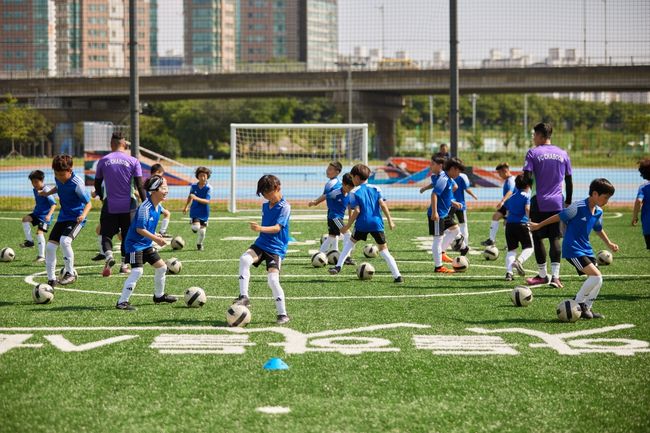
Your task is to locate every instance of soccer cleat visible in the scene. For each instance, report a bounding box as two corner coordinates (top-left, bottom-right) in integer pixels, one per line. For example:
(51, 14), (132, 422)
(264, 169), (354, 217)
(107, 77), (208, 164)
(116, 301), (137, 311)
(33, 256), (45, 263)
(47, 279), (56, 288)
(328, 266), (341, 275)
(526, 275), (550, 285)
(58, 271), (77, 285)
(393, 276), (404, 284)
(441, 252), (453, 263)
(159, 232), (172, 239)
(119, 264), (130, 274)
(480, 238), (495, 246)
(590, 311), (604, 319)
(505, 272), (514, 281)
(197, 244), (204, 251)
(20, 240), (35, 248)
(276, 314), (291, 325)
(344, 256), (356, 266)
(102, 256), (116, 277)
(578, 303), (593, 319)
(91, 253), (106, 261)
(549, 277), (564, 288)
(460, 246), (470, 256)
(233, 295), (251, 307)
(512, 260), (526, 277)
(153, 293), (178, 304)
(435, 266), (455, 273)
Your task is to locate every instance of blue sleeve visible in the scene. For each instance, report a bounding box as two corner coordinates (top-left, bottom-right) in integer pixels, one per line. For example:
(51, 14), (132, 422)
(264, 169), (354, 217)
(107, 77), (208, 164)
(433, 176), (447, 195)
(375, 185), (384, 201)
(507, 177), (516, 193)
(205, 185), (212, 200)
(47, 194), (56, 206)
(135, 207), (148, 230)
(638, 185), (645, 200)
(277, 203), (291, 227)
(75, 180), (90, 204)
(594, 215), (603, 232)
(559, 202), (578, 224)
(348, 191), (358, 209)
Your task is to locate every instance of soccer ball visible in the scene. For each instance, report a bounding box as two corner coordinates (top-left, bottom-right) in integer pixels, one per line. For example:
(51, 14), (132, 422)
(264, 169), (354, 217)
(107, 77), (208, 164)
(0, 247), (15, 262)
(596, 250), (613, 266)
(556, 299), (582, 323)
(320, 234), (329, 245)
(452, 256), (469, 272)
(184, 286), (206, 308)
(226, 304), (251, 327)
(59, 267), (78, 279)
(311, 252), (327, 268)
(510, 285), (533, 307)
(451, 234), (464, 252)
(166, 257), (182, 274)
(171, 236), (185, 250)
(326, 250), (340, 265)
(483, 245), (499, 261)
(363, 244), (379, 258)
(32, 283), (54, 304)
(356, 262), (375, 280)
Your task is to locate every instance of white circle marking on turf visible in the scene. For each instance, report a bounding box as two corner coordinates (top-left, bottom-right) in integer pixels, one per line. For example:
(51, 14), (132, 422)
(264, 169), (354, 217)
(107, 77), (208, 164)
(256, 407), (291, 415)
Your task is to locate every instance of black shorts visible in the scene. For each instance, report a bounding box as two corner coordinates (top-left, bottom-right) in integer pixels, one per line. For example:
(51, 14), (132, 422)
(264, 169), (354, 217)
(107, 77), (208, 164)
(453, 208), (466, 224)
(191, 218), (208, 228)
(327, 218), (344, 236)
(505, 223), (533, 251)
(530, 196), (561, 239)
(497, 205), (508, 217)
(49, 220), (84, 243)
(249, 244), (282, 271)
(566, 256), (598, 276)
(645, 234), (650, 250)
(127, 247), (162, 268)
(352, 230), (386, 245)
(100, 206), (133, 239)
(428, 214), (458, 236)
(28, 213), (50, 232)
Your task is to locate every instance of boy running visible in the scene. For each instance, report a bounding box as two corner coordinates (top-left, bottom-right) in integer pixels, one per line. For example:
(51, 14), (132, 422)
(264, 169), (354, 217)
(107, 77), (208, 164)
(504, 174), (535, 281)
(632, 158), (650, 249)
(481, 162), (515, 247)
(309, 161), (344, 254)
(21, 170), (57, 262)
(183, 166), (213, 250)
(445, 157), (478, 248)
(150, 164), (172, 238)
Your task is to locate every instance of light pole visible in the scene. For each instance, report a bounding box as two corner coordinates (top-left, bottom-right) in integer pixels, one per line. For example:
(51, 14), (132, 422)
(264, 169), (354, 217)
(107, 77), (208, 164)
(471, 93), (478, 136)
(378, 3), (385, 59)
(603, 0), (608, 64)
(523, 94), (528, 144)
(429, 95), (434, 149)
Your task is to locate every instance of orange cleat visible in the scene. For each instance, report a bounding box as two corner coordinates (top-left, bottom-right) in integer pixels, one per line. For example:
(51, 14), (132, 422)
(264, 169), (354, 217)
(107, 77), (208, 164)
(441, 253), (453, 263)
(435, 266), (455, 273)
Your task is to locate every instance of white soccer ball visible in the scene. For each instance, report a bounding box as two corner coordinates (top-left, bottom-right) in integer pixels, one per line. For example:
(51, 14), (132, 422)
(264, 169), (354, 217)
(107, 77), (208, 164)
(556, 299), (582, 323)
(596, 250), (613, 266)
(510, 285), (533, 307)
(171, 236), (185, 250)
(166, 257), (182, 274)
(326, 250), (340, 265)
(59, 267), (78, 279)
(452, 256), (469, 272)
(483, 245), (499, 261)
(226, 304), (251, 327)
(363, 244), (379, 258)
(32, 283), (54, 304)
(184, 286), (207, 308)
(0, 247), (15, 262)
(356, 262), (375, 280)
(311, 252), (328, 268)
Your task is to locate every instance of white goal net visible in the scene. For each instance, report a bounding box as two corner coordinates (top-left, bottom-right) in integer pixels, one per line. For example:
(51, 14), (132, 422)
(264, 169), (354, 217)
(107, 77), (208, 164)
(230, 123), (368, 212)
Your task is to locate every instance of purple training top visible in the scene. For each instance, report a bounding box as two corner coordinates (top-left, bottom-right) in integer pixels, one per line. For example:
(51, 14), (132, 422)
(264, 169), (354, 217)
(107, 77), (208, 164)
(523, 144), (572, 212)
(95, 151), (143, 214)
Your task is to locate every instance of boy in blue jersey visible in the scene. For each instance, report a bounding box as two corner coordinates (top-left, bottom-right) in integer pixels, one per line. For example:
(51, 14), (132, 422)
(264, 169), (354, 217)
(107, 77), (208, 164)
(481, 162), (516, 247)
(116, 176), (176, 310)
(632, 158), (650, 249)
(321, 173), (356, 265)
(183, 166), (213, 250)
(234, 175), (291, 325)
(21, 170), (57, 262)
(530, 178), (619, 319)
(445, 158), (478, 248)
(420, 156), (469, 273)
(329, 164), (403, 283)
(309, 161), (343, 253)
(150, 164), (172, 238)
(39, 155), (92, 287)
(504, 174), (534, 281)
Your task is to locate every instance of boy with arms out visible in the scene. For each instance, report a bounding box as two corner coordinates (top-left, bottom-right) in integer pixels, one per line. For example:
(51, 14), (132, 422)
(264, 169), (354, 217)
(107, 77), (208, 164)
(150, 164), (172, 238)
(115, 176), (176, 310)
(183, 166), (213, 250)
(309, 161), (344, 254)
(445, 157), (478, 248)
(234, 175), (291, 325)
(481, 162), (516, 247)
(329, 164), (403, 283)
(530, 178), (618, 319)
(632, 158), (650, 249)
(322, 173), (356, 265)
(21, 170), (57, 262)
(504, 174), (535, 281)
(39, 155), (92, 286)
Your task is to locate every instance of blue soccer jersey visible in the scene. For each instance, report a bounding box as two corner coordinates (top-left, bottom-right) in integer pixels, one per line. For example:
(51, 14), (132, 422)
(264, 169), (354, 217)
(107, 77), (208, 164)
(349, 183), (385, 232)
(505, 189), (531, 223)
(55, 171), (90, 223)
(32, 186), (56, 222)
(637, 181), (650, 235)
(189, 183), (212, 221)
(502, 175), (516, 198)
(452, 173), (470, 211)
(559, 198), (603, 259)
(125, 200), (162, 253)
(427, 171), (455, 219)
(254, 198), (291, 258)
(326, 187), (349, 219)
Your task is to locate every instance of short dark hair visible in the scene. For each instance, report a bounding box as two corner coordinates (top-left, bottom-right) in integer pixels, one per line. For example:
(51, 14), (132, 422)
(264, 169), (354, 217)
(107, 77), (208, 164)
(439, 143), (448, 150)
(495, 162), (510, 171)
(28, 170), (45, 181)
(638, 158), (650, 181)
(195, 166), (212, 179)
(329, 161), (343, 173)
(431, 155), (446, 165)
(111, 131), (125, 142)
(533, 122), (553, 139)
(350, 164), (371, 181)
(52, 154), (73, 172)
(342, 172), (354, 187)
(256, 174), (281, 196)
(144, 175), (165, 192)
(515, 173), (532, 190)
(150, 163), (164, 175)
(444, 157), (465, 172)
(589, 178), (615, 196)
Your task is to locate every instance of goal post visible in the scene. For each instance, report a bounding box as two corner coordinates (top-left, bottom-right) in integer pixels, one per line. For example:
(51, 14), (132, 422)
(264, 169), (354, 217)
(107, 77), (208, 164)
(230, 123), (369, 212)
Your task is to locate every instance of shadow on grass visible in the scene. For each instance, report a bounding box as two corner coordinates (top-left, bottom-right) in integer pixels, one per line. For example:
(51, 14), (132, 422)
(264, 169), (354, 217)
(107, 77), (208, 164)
(29, 305), (114, 312)
(0, 300), (33, 307)
(460, 317), (559, 325)
(130, 318), (230, 327)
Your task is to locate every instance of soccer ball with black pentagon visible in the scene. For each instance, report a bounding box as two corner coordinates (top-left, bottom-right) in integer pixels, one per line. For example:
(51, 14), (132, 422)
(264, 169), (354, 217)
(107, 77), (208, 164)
(452, 256), (469, 272)
(311, 252), (327, 267)
(356, 262), (375, 280)
(326, 250), (340, 265)
(363, 244), (379, 258)
(184, 287), (206, 308)
(226, 304), (251, 327)
(510, 286), (533, 307)
(483, 245), (499, 260)
(556, 299), (582, 322)
(0, 247), (15, 262)
(166, 257), (182, 274)
(171, 236), (185, 250)
(32, 283), (54, 304)
(596, 250), (613, 266)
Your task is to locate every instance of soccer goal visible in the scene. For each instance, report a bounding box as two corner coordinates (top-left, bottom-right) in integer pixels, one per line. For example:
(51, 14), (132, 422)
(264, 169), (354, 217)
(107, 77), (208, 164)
(230, 123), (368, 212)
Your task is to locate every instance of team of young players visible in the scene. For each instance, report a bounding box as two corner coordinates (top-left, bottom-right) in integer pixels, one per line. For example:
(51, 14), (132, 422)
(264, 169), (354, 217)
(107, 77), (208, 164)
(19, 124), (650, 323)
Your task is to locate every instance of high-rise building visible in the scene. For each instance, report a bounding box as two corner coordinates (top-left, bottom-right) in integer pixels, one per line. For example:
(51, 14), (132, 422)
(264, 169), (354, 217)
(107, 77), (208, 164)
(305, 0), (337, 70)
(184, 0), (236, 72)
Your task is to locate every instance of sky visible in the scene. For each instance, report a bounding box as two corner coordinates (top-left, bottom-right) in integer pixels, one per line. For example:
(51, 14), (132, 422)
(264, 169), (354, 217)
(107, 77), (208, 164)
(157, 0), (650, 64)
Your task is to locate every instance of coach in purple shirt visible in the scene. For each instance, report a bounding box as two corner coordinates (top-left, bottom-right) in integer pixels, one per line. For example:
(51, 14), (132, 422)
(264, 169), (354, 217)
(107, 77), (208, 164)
(523, 122), (573, 289)
(94, 132), (147, 276)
